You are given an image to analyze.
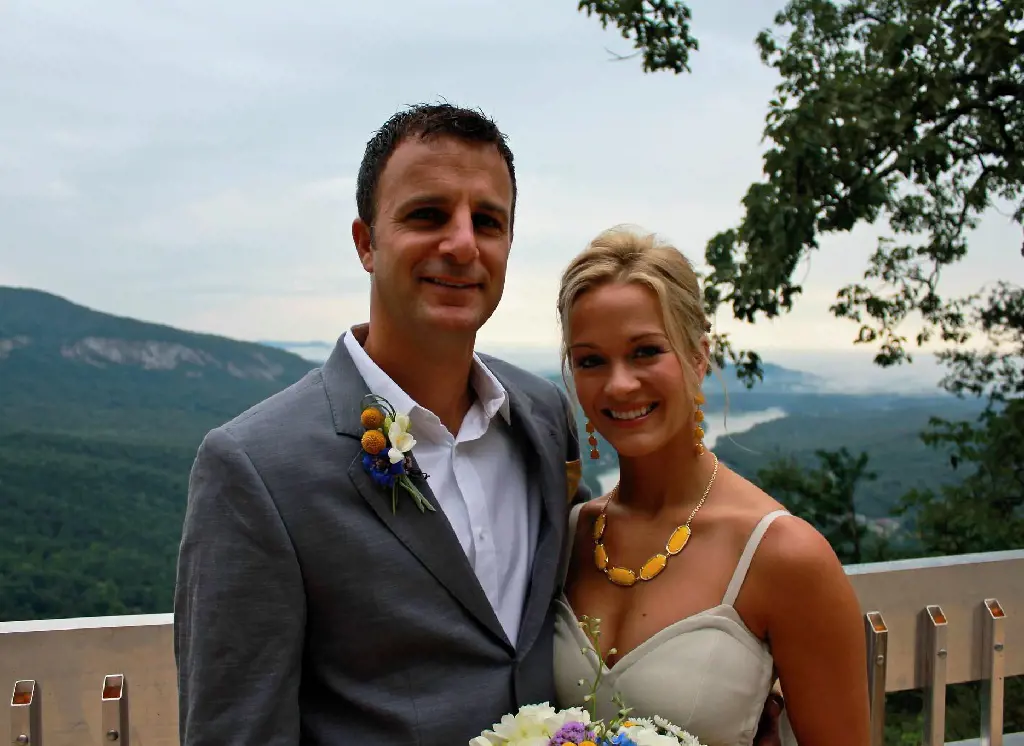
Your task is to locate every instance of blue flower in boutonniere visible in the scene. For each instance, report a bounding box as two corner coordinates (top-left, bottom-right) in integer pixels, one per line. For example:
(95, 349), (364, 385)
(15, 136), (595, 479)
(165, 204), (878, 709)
(359, 394), (435, 514)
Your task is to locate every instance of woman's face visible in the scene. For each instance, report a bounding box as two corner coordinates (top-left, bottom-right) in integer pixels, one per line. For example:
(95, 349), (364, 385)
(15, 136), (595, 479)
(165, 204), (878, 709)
(568, 281), (701, 460)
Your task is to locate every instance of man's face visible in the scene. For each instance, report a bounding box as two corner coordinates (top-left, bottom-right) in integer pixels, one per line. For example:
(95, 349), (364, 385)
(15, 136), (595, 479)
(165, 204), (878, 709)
(354, 135), (513, 341)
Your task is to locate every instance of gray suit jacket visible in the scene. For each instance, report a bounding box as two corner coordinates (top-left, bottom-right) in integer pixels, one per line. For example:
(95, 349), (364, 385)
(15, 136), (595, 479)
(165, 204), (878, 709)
(174, 334), (590, 746)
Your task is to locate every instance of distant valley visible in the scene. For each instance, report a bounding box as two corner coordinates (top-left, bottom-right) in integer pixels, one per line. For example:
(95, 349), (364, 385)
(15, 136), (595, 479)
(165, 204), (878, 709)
(0, 286), (981, 621)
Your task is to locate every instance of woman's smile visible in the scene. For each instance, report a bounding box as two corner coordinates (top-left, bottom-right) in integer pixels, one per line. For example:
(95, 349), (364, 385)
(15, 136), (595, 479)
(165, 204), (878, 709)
(602, 402), (660, 428)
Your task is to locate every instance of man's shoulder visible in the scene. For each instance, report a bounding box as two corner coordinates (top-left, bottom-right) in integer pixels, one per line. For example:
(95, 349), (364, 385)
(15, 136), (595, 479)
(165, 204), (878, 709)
(214, 365), (330, 446)
(477, 353), (573, 431)
(478, 353), (563, 400)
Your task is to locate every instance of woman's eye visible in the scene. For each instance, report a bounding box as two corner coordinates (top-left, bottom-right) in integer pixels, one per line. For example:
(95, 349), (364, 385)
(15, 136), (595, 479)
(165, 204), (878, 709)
(573, 355), (602, 369)
(635, 345), (665, 359)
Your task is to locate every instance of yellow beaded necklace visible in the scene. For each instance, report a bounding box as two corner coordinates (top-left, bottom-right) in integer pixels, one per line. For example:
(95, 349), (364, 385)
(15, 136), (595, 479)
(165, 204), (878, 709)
(593, 454), (720, 587)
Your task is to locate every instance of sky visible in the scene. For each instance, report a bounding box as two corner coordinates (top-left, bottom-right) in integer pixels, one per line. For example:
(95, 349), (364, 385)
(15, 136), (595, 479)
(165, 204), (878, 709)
(0, 0), (1018, 390)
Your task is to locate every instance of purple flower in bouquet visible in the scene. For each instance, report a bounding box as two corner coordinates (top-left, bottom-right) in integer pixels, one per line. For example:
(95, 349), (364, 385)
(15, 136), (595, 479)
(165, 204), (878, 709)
(548, 721), (598, 745)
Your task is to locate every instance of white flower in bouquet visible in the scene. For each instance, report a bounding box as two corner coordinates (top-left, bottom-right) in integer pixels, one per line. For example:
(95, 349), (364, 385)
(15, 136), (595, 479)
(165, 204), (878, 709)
(469, 702), (593, 746)
(615, 716), (702, 746)
(652, 715), (702, 746)
(616, 723), (688, 746)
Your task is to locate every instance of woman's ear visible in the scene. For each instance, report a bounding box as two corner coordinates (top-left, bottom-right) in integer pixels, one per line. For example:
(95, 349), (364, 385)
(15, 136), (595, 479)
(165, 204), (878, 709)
(694, 336), (711, 382)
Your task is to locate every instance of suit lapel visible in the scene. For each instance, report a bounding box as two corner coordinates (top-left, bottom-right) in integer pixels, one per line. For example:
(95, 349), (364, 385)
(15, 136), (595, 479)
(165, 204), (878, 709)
(494, 374), (566, 659)
(323, 333), (513, 651)
(345, 452), (512, 648)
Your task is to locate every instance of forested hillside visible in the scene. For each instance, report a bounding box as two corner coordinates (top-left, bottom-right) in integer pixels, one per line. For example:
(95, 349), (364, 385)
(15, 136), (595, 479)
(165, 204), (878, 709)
(0, 286), (982, 622)
(0, 287), (317, 620)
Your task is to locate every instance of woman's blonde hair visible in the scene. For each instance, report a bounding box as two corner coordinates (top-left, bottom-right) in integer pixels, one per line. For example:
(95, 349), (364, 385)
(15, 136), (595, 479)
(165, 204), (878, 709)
(557, 225), (713, 398)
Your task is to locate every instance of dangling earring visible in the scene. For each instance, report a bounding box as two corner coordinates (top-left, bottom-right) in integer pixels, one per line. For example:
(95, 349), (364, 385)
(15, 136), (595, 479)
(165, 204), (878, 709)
(586, 421), (599, 459)
(694, 391), (706, 456)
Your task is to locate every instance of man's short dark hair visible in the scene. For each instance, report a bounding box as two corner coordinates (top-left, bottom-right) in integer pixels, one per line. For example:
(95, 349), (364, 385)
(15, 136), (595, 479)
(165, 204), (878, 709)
(355, 103), (517, 230)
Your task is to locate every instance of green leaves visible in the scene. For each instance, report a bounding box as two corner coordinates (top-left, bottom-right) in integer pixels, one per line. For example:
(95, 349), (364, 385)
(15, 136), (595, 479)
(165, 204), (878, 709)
(577, 0), (699, 74)
(898, 399), (1024, 556)
(578, 0), (1022, 388)
(706, 0), (1024, 378)
(936, 282), (1024, 400)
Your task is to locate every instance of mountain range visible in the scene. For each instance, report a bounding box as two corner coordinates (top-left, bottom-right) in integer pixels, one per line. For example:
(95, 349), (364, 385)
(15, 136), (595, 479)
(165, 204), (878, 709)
(1, 286), (316, 440)
(0, 285), (979, 622)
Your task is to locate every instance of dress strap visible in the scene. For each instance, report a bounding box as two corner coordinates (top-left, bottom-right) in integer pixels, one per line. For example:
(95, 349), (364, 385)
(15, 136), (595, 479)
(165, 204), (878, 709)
(559, 503), (586, 587)
(722, 509), (791, 606)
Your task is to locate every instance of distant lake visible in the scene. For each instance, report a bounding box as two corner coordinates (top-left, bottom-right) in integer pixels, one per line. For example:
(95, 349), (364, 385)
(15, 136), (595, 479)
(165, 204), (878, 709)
(596, 407), (788, 494)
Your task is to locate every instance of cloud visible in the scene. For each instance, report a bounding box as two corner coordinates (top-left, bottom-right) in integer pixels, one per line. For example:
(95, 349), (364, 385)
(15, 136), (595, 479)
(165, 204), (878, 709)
(0, 0), (1017, 379)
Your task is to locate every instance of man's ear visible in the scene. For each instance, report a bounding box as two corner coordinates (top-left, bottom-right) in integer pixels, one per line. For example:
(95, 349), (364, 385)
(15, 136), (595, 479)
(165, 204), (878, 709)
(352, 218), (374, 273)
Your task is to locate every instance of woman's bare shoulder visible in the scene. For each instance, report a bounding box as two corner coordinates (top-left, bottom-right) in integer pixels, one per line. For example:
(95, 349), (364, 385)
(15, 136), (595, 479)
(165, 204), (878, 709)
(713, 464), (789, 526)
(713, 464), (842, 586)
(727, 474), (871, 744)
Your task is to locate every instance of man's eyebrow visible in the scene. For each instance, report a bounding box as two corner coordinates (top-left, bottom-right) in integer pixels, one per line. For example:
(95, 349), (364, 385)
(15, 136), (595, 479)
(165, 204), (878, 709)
(476, 199), (510, 222)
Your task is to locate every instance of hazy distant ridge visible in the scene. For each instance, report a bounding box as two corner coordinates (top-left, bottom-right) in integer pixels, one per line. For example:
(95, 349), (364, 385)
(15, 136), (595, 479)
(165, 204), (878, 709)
(259, 338), (826, 394)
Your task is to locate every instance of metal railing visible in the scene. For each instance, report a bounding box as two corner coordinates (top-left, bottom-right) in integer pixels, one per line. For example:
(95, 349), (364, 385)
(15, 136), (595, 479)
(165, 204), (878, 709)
(2, 550), (1022, 746)
(846, 549), (1024, 746)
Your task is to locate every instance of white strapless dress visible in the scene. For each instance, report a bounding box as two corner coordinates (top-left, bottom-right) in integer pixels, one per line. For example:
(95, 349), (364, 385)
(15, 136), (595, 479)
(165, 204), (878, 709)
(553, 506), (797, 746)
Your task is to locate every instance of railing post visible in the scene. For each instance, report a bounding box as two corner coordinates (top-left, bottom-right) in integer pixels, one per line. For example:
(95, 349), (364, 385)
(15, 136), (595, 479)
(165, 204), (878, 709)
(10, 680), (42, 746)
(920, 604), (948, 746)
(981, 598), (1006, 746)
(864, 611), (888, 746)
(100, 674), (129, 745)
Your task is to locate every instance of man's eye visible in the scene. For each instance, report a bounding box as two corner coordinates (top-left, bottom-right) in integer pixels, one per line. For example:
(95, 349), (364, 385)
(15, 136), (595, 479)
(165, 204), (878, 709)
(474, 214), (504, 231)
(408, 208), (446, 223)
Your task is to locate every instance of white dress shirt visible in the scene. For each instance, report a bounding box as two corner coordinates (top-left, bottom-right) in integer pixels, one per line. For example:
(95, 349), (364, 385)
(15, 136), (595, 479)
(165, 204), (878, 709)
(343, 330), (533, 646)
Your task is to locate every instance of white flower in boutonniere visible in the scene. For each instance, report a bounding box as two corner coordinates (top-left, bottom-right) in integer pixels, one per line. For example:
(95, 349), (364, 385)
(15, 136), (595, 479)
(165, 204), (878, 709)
(387, 413), (416, 464)
(359, 395), (435, 514)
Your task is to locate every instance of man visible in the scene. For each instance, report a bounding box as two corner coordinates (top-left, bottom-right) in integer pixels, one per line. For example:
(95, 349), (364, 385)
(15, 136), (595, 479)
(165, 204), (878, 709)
(174, 103), (784, 745)
(174, 103), (590, 746)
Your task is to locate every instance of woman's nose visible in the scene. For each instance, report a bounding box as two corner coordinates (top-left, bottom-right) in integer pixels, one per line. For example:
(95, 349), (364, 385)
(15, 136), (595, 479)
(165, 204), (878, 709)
(604, 362), (641, 397)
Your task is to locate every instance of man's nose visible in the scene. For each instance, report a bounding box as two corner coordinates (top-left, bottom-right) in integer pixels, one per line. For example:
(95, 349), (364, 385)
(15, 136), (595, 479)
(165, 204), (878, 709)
(438, 207), (479, 264)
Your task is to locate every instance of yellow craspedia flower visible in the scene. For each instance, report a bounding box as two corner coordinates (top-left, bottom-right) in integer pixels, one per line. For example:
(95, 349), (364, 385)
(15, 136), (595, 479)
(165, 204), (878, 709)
(361, 407), (384, 429)
(580, 741), (598, 746)
(361, 429), (387, 455)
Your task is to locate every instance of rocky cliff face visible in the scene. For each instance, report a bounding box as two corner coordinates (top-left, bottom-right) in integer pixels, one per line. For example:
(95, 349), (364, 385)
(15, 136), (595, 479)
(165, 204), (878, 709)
(1, 334), (293, 381)
(0, 286), (315, 386)
(0, 336), (29, 359)
(56, 337), (287, 380)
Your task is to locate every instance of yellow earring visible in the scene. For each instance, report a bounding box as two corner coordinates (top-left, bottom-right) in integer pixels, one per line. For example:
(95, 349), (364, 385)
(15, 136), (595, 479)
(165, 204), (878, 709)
(586, 421), (599, 459)
(694, 391), (706, 456)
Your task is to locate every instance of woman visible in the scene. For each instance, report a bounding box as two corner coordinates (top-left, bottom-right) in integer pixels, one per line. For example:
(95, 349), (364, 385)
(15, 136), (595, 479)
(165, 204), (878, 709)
(553, 226), (870, 745)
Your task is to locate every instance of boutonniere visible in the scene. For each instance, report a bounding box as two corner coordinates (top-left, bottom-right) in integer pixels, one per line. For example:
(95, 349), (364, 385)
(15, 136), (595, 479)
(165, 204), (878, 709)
(359, 394), (435, 514)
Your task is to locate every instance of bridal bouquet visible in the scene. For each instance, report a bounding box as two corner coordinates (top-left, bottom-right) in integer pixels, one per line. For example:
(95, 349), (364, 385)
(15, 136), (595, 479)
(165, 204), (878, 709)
(468, 704), (701, 746)
(469, 617), (704, 746)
